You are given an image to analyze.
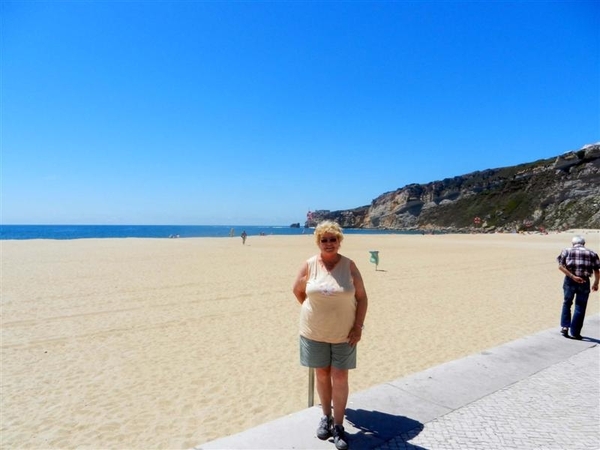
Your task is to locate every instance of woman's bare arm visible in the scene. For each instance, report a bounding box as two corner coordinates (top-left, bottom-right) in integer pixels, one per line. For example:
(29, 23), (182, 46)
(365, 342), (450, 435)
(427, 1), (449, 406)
(292, 262), (309, 304)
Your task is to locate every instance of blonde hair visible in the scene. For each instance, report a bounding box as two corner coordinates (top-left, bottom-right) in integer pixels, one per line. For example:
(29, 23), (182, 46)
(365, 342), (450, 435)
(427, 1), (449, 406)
(314, 220), (344, 245)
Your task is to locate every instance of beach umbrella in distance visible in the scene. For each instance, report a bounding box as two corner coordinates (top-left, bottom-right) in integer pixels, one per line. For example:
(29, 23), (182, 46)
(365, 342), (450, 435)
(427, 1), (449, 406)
(369, 251), (379, 270)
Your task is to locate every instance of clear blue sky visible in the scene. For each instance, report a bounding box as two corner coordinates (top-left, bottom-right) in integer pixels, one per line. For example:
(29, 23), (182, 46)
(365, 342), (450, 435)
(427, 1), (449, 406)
(2, 1), (598, 225)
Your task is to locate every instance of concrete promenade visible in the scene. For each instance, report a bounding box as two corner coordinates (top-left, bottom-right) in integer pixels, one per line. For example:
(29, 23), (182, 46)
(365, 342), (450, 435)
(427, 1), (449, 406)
(196, 315), (600, 450)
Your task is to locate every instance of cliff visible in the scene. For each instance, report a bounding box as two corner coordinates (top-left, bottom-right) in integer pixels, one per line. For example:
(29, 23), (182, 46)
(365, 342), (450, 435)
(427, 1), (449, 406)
(306, 143), (600, 232)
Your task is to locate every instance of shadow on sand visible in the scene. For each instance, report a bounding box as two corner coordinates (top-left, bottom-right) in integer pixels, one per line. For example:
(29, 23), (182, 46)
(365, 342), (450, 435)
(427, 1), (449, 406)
(343, 408), (428, 449)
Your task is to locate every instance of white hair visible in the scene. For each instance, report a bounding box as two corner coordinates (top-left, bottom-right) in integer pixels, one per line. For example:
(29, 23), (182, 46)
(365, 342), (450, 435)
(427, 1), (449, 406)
(572, 236), (585, 245)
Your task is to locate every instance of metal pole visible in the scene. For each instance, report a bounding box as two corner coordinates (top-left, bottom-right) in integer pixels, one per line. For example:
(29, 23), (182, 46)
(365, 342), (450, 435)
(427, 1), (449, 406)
(308, 367), (315, 407)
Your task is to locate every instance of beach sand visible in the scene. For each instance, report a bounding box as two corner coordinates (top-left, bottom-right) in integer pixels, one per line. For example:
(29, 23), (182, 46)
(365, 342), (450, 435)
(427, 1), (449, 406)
(2, 232), (599, 449)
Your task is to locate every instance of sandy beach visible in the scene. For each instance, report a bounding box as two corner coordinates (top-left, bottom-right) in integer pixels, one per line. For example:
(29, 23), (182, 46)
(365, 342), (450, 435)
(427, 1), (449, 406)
(2, 231), (599, 449)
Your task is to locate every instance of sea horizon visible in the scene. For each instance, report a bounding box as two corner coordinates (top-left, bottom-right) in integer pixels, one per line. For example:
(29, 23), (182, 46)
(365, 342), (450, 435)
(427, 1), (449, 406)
(0, 224), (421, 240)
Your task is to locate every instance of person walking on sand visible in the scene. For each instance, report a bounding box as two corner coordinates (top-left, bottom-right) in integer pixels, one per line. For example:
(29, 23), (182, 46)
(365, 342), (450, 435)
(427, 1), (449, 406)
(241, 230), (247, 245)
(557, 236), (600, 340)
(292, 220), (368, 450)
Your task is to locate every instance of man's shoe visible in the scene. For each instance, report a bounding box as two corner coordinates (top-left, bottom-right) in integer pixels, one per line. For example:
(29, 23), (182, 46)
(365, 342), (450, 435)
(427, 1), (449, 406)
(333, 424), (349, 450)
(316, 415), (332, 440)
(561, 327), (569, 338)
(571, 334), (583, 340)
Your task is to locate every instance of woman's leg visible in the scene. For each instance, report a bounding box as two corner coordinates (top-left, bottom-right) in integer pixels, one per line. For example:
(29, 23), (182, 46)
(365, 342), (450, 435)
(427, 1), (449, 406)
(315, 366), (333, 417)
(331, 367), (349, 426)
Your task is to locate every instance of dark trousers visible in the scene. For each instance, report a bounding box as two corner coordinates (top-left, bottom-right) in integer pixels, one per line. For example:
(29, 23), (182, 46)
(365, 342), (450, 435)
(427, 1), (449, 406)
(560, 277), (590, 336)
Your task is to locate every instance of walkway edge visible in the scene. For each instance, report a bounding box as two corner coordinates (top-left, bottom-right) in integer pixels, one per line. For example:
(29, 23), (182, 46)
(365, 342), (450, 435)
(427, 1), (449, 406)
(195, 314), (599, 450)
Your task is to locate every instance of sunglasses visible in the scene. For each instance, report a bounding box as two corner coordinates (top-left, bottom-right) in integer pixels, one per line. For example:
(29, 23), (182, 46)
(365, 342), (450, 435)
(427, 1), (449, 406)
(320, 237), (338, 243)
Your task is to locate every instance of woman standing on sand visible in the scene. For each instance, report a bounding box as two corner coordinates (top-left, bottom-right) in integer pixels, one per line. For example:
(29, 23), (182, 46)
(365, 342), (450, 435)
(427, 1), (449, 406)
(292, 221), (368, 450)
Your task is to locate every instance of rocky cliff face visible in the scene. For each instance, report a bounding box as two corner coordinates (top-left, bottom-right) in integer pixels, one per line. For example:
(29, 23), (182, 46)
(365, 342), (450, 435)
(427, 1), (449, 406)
(307, 143), (600, 232)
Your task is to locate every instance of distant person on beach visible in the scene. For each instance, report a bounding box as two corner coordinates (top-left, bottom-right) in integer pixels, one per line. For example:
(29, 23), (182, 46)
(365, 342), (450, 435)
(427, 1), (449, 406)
(292, 220), (368, 450)
(557, 236), (600, 340)
(241, 230), (247, 245)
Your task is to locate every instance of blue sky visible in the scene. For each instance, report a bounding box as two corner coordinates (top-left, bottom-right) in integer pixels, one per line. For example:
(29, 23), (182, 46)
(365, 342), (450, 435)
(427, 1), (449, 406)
(2, 1), (598, 225)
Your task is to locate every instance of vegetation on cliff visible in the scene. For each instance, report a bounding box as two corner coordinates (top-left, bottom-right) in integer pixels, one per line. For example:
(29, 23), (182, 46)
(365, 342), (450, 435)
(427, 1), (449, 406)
(306, 144), (600, 232)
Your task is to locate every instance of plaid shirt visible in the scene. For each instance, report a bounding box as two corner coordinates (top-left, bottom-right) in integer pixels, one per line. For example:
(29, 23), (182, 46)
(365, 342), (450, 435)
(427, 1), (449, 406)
(557, 244), (600, 278)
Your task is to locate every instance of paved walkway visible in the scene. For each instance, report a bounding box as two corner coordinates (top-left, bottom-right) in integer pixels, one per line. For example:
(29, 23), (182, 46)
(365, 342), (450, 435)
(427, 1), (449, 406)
(196, 315), (600, 450)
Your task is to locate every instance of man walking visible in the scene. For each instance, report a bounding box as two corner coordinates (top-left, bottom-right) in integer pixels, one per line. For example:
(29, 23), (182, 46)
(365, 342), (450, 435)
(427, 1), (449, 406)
(557, 236), (600, 340)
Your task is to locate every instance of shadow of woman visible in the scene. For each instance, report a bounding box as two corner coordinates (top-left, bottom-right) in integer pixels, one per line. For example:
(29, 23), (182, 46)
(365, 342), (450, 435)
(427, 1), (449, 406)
(344, 408), (428, 449)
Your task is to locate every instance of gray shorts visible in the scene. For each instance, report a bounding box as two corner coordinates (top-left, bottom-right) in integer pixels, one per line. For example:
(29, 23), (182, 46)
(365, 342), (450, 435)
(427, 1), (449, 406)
(299, 335), (357, 370)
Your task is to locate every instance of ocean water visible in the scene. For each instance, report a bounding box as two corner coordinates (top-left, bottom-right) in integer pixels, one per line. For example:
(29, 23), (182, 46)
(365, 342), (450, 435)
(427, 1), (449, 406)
(0, 225), (416, 240)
